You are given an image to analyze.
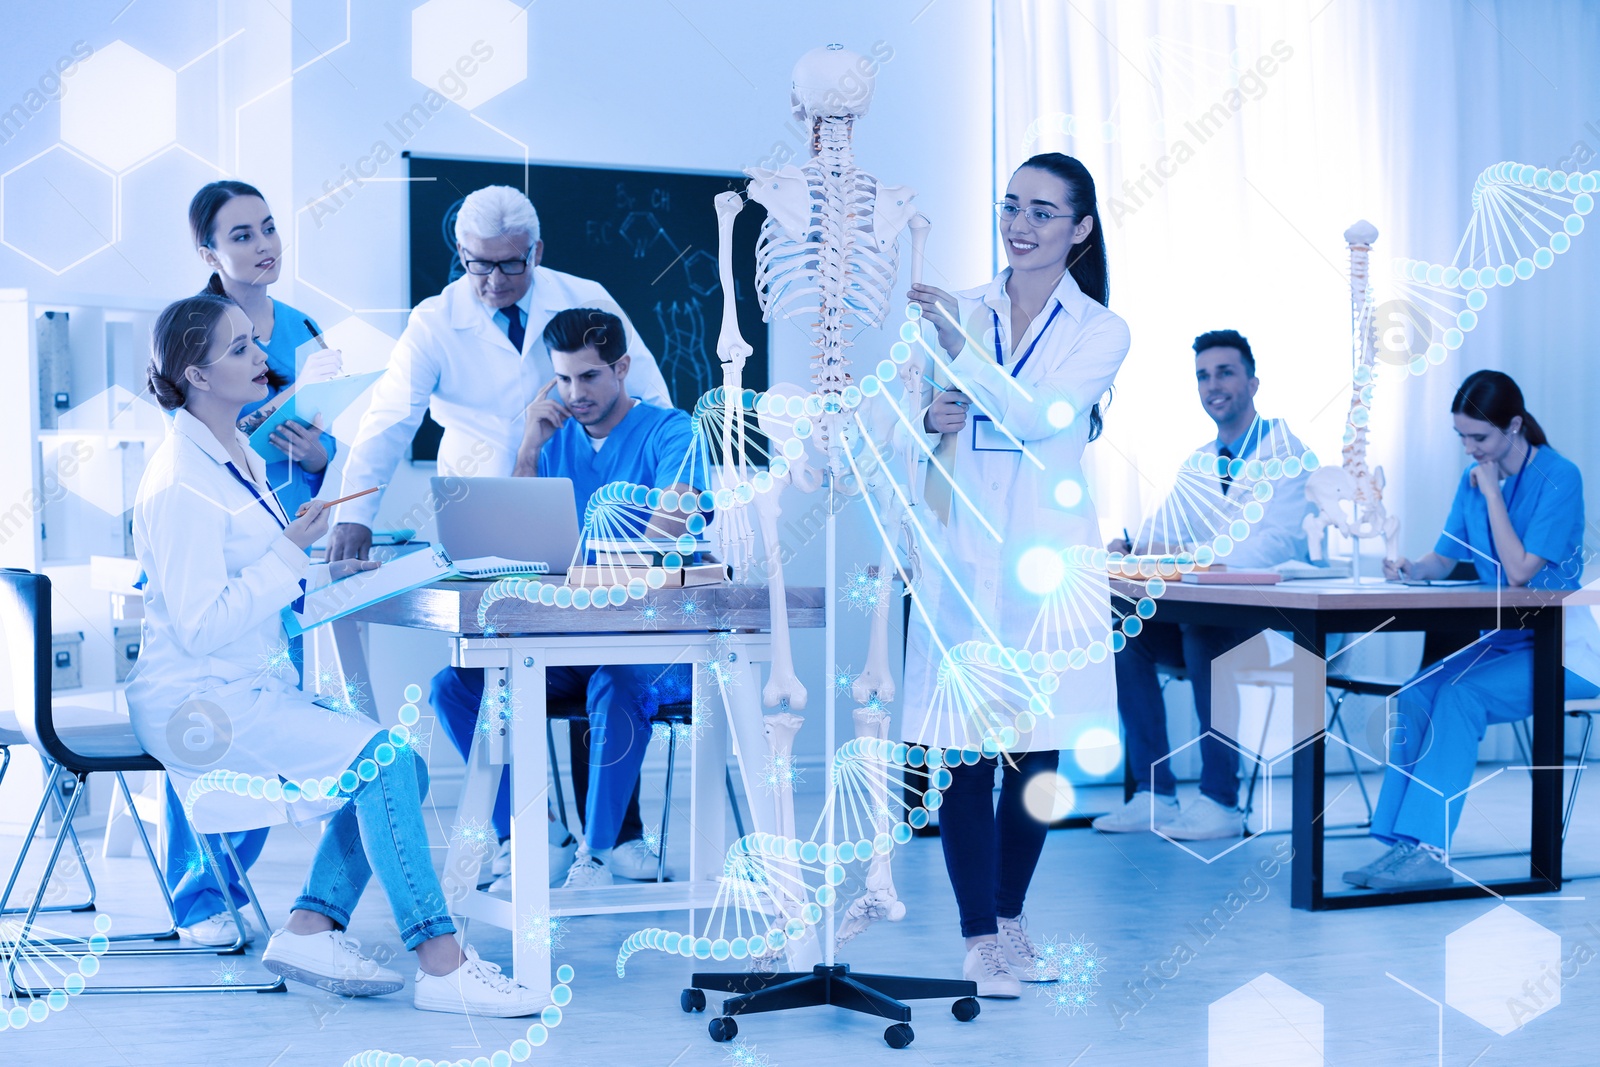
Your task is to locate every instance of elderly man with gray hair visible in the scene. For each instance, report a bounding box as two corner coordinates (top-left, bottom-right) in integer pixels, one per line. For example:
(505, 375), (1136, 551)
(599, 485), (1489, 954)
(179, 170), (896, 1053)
(329, 184), (671, 562)
(328, 185), (671, 886)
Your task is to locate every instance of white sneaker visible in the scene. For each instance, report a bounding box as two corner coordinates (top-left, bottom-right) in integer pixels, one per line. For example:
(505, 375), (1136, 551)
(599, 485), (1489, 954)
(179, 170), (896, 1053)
(608, 838), (660, 881)
(561, 847), (613, 888)
(996, 914), (1053, 982)
(178, 910), (256, 947)
(485, 825), (584, 895)
(413, 946), (543, 1017)
(963, 939), (1021, 999)
(262, 928), (404, 996)
(1162, 795), (1245, 841)
(1091, 792), (1180, 833)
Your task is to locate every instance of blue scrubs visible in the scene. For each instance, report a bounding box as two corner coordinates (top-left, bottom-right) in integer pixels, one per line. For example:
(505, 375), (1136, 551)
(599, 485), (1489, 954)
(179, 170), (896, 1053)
(434, 400), (702, 849)
(237, 300), (339, 518)
(1372, 446), (1600, 849)
(161, 300), (334, 927)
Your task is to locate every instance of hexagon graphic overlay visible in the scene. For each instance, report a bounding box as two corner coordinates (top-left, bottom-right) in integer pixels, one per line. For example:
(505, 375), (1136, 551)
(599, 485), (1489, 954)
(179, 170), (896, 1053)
(60, 41), (177, 172)
(411, 0), (529, 111)
(1208, 972), (1324, 1066)
(1446, 904), (1561, 1035)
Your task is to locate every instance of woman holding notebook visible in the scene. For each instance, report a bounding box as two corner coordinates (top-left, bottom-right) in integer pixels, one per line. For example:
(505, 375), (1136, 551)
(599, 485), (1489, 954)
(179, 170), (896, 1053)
(190, 180), (341, 518)
(129, 292), (541, 1017)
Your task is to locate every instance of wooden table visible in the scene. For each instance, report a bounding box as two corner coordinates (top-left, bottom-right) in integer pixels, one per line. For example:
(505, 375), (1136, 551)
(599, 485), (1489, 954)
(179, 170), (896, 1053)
(339, 580), (825, 998)
(1112, 576), (1567, 910)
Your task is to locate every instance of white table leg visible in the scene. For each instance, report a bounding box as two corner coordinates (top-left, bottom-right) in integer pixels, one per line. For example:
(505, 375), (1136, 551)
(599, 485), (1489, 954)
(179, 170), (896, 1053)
(727, 653), (777, 837)
(508, 651), (552, 999)
(689, 647), (731, 890)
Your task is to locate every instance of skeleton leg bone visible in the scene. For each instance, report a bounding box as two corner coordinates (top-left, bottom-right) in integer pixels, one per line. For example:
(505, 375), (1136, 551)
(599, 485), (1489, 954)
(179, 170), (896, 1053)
(833, 705), (906, 952)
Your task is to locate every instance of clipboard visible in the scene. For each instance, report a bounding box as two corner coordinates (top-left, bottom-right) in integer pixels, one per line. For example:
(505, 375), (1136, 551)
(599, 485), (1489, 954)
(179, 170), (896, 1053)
(248, 371), (384, 463)
(283, 545), (455, 637)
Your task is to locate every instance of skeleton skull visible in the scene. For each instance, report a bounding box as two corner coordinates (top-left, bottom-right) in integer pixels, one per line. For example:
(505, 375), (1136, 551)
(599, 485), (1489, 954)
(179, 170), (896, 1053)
(790, 43), (874, 122)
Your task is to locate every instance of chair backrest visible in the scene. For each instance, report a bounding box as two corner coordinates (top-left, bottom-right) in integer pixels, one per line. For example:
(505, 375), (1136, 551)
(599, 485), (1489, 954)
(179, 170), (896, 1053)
(0, 568), (156, 773)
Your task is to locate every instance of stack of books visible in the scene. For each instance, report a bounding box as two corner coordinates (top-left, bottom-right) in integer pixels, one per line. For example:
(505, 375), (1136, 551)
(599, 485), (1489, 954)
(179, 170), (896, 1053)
(566, 536), (730, 589)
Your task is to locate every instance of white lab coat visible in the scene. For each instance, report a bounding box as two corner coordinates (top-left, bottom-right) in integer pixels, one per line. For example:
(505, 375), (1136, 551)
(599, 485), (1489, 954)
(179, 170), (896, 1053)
(1143, 418), (1314, 569)
(126, 410), (380, 833)
(901, 269), (1131, 752)
(337, 268), (673, 528)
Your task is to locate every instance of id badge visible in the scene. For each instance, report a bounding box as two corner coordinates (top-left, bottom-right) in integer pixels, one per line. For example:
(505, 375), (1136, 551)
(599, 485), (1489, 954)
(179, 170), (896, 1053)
(971, 415), (1022, 453)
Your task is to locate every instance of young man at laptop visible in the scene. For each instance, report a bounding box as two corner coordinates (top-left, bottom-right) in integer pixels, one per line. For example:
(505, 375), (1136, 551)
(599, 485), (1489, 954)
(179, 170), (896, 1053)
(433, 308), (704, 888)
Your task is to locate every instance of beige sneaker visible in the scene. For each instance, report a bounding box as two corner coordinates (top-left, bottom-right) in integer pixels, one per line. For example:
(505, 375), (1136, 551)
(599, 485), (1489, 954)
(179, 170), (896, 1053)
(963, 939), (1021, 999)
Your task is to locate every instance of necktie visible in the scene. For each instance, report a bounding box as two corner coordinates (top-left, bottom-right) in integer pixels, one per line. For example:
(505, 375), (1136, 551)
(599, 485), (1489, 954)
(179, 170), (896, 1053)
(1218, 446), (1234, 497)
(503, 304), (525, 351)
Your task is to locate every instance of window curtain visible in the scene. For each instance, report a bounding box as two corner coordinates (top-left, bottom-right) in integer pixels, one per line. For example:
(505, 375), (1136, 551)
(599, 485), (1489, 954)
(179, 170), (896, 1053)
(993, 0), (1600, 575)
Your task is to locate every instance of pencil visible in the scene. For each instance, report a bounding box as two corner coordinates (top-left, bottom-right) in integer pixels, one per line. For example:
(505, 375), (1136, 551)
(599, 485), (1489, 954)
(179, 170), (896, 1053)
(297, 484), (384, 517)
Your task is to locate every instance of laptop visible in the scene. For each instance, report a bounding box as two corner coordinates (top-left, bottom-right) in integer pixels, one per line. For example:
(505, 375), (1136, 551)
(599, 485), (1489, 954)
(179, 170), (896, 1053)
(431, 477), (581, 577)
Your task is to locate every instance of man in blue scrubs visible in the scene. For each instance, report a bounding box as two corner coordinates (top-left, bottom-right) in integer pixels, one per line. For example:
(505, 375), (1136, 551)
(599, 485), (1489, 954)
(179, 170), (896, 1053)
(434, 308), (703, 888)
(1096, 330), (1312, 840)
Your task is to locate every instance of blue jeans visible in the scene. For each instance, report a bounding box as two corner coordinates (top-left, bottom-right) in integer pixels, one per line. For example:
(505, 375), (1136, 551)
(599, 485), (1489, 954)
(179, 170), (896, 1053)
(292, 735), (456, 950)
(1114, 620), (1256, 807)
(1371, 644), (1599, 850)
(161, 781), (270, 926)
(939, 750), (1060, 939)
(433, 663), (685, 850)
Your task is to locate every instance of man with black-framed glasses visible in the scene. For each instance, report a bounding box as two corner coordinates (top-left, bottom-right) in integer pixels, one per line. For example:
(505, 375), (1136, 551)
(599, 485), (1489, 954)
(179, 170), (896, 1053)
(331, 185), (672, 563)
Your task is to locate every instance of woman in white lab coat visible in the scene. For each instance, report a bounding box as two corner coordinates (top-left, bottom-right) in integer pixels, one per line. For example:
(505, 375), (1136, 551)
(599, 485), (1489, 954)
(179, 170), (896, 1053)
(129, 292), (541, 1017)
(905, 153), (1130, 998)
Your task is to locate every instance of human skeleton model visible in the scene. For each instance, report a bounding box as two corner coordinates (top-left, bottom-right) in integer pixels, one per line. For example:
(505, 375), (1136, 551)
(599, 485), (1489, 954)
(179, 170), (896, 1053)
(1303, 221), (1401, 564)
(709, 45), (926, 954)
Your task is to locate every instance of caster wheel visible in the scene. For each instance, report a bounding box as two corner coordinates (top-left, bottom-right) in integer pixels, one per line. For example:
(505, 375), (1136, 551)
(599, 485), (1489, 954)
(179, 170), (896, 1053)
(951, 997), (980, 1022)
(709, 1016), (738, 1042)
(884, 1023), (914, 1049)
(681, 988), (706, 1013)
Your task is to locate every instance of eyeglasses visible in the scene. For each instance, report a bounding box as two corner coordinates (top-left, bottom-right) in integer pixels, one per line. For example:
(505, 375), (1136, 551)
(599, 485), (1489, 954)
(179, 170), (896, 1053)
(995, 202), (1075, 226)
(461, 252), (532, 276)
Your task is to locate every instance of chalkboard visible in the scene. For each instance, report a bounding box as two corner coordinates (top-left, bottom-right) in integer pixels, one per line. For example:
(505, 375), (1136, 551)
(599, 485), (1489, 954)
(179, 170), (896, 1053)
(404, 153), (769, 461)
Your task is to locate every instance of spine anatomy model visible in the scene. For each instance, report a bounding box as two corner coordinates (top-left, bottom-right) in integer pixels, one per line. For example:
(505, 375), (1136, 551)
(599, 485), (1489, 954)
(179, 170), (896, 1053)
(1304, 221), (1401, 563)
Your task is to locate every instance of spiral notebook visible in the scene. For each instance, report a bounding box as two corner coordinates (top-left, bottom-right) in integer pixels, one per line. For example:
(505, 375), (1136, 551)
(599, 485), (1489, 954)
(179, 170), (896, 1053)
(448, 556), (552, 579)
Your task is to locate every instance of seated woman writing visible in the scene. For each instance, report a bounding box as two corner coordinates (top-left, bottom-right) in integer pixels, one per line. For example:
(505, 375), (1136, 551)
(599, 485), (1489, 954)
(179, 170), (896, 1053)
(1344, 370), (1600, 890)
(129, 291), (539, 1016)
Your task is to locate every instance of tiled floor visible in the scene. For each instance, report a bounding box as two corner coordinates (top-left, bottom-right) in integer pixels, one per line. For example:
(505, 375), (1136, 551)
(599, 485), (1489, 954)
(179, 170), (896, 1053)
(3, 766), (1598, 1066)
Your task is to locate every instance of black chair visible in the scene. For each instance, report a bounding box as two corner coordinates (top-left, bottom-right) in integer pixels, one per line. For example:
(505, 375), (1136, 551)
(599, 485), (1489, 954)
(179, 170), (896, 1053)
(0, 708), (98, 914)
(546, 696), (746, 883)
(0, 569), (282, 995)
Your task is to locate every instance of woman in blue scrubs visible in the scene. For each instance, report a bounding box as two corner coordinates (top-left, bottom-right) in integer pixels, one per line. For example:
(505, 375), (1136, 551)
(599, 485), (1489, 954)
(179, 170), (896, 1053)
(158, 181), (343, 945)
(1344, 370), (1600, 890)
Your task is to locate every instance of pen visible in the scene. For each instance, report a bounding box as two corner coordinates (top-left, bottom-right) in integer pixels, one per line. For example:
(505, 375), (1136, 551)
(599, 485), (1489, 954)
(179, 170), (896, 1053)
(297, 484), (385, 517)
(305, 318), (330, 350)
(924, 375), (970, 406)
(1122, 527), (1131, 552)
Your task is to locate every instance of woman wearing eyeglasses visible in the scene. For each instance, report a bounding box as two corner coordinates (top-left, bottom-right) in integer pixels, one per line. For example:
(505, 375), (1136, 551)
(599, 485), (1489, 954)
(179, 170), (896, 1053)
(903, 153), (1130, 997)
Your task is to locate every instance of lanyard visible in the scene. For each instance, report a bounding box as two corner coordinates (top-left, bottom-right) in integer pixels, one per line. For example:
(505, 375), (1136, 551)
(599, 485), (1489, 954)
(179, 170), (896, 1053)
(224, 460), (289, 530)
(223, 459), (305, 615)
(992, 302), (1063, 379)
